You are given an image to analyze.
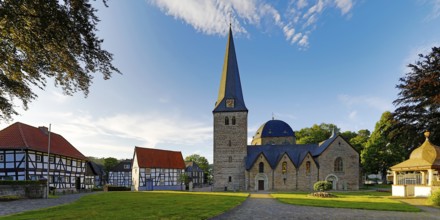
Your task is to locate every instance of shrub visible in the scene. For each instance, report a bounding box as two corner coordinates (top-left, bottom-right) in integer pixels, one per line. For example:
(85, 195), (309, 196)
(313, 181), (332, 191)
(310, 191), (337, 198)
(429, 189), (440, 206)
(103, 185), (130, 192)
(0, 195), (21, 201)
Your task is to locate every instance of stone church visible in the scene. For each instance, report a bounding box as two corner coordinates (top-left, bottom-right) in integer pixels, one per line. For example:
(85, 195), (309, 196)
(213, 27), (360, 191)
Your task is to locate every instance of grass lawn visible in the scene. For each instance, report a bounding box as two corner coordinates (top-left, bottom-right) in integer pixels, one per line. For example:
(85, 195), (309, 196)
(1, 191), (248, 220)
(271, 191), (420, 212)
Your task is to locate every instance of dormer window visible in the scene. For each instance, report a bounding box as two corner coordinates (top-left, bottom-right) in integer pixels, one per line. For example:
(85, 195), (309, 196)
(124, 164), (130, 169)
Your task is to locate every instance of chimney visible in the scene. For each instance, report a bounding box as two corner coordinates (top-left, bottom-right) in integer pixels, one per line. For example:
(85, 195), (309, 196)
(39, 126), (48, 135)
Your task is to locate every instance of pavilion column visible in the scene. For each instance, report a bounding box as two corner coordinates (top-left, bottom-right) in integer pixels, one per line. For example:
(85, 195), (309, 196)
(421, 171), (426, 185)
(428, 169), (434, 186)
(393, 171), (397, 185)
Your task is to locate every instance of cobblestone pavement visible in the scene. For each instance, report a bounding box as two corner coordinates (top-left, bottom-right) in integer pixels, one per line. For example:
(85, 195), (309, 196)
(211, 193), (440, 220)
(0, 192), (96, 217)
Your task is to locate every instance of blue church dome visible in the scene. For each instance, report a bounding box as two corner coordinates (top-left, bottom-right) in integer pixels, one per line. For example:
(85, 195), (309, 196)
(254, 119), (295, 138)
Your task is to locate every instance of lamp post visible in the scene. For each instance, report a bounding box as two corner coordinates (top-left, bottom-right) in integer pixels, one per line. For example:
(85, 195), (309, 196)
(46, 124), (51, 199)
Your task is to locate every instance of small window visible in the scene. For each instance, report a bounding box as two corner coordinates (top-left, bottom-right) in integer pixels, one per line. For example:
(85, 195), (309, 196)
(282, 162), (287, 174)
(334, 157), (343, 172)
(228, 176), (232, 182)
(66, 159), (72, 166)
(259, 162), (264, 173)
(232, 116), (236, 125)
(228, 140), (232, 146)
(0, 154), (4, 162)
(36, 155), (42, 162)
(124, 164), (131, 169)
(228, 156), (232, 163)
(49, 156), (55, 163)
(306, 161), (311, 175)
(225, 117), (229, 125)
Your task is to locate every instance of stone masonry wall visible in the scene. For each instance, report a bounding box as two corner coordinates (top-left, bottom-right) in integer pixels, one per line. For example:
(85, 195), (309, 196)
(317, 136), (359, 190)
(248, 155), (272, 191)
(0, 184), (47, 199)
(297, 154), (318, 191)
(273, 154), (296, 190)
(213, 112), (247, 191)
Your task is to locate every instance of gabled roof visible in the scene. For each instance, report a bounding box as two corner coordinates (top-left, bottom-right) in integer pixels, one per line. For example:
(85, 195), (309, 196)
(0, 122), (87, 160)
(134, 146), (185, 169)
(185, 161), (204, 172)
(213, 26), (247, 113)
(245, 144), (318, 170)
(88, 161), (105, 175)
(110, 159), (132, 172)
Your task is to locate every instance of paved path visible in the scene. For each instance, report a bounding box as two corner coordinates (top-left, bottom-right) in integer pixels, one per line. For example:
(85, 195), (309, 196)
(211, 193), (440, 220)
(0, 192), (95, 217)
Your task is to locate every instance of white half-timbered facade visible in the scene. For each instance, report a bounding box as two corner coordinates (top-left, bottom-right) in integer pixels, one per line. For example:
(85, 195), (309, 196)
(132, 147), (185, 191)
(185, 161), (205, 187)
(108, 160), (132, 187)
(0, 122), (88, 190)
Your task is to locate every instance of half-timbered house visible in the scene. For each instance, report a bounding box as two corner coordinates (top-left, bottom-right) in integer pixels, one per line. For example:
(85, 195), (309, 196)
(108, 159), (132, 187)
(132, 147), (185, 191)
(0, 122), (88, 190)
(185, 161), (204, 187)
(88, 161), (106, 187)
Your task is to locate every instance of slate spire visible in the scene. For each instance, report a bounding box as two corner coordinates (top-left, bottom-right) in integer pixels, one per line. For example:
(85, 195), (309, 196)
(213, 26), (247, 112)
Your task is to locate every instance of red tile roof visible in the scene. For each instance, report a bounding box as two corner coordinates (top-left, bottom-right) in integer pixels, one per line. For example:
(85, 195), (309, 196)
(0, 122), (87, 160)
(134, 146), (185, 169)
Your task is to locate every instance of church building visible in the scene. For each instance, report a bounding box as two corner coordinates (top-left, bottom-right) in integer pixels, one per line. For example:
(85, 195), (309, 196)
(212, 27), (360, 191)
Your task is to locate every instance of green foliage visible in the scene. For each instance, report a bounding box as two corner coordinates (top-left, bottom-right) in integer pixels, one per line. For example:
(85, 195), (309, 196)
(103, 185), (130, 191)
(178, 173), (190, 186)
(0, 0), (120, 121)
(103, 157), (119, 172)
(296, 123), (339, 144)
(393, 46), (440, 146)
(361, 112), (407, 180)
(429, 189), (440, 206)
(348, 129), (370, 153)
(313, 181), (332, 191)
(4, 191), (248, 219)
(0, 195), (21, 201)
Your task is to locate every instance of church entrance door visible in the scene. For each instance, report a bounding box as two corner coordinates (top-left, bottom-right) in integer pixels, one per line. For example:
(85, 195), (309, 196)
(258, 180), (264, 190)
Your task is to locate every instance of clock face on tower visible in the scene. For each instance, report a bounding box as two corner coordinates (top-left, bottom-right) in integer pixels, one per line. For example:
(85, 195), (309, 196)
(226, 99), (235, 108)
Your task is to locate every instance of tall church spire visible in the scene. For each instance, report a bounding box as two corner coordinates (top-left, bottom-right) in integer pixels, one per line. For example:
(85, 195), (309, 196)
(213, 26), (247, 112)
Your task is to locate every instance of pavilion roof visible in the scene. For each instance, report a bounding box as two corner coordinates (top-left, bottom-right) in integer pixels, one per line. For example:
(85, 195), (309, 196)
(391, 131), (440, 171)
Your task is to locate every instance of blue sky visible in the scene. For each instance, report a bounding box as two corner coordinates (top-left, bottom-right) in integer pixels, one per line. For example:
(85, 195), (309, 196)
(2, 0), (440, 163)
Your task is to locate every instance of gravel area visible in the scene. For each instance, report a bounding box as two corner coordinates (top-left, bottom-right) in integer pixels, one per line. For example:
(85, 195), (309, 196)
(211, 193), (440, 220)
(0, 192), (96, 217)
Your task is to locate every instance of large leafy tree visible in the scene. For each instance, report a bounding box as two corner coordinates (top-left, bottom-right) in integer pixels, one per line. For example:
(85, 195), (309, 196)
(295, 123), (339, 144)
(361, 112), (407, 181)
(347, 129), (370, 153)
(393, 46), (440, 147)
(0, 0), (120, 121)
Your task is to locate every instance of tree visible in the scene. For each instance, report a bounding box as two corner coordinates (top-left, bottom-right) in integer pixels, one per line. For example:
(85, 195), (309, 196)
(393, 46), (440, 147)
(0, 0), (120, 121)
(185, 154), (210, 183)
(103, 157), (118, 173)
(361, 112), (407, 182)
(295, 123), (339, 144)
(348, 129), (370, 153)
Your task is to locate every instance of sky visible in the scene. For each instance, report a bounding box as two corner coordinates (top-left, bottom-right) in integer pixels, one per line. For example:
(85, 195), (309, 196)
(1, 0), (440, 163)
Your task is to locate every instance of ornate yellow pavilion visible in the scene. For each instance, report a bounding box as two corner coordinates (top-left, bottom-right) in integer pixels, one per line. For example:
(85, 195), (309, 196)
(391, 131), (440, 197)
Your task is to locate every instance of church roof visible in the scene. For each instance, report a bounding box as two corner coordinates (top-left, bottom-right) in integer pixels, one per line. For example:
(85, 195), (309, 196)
(213, 26), (247, 113)
(245, 133), (341, 170)
(391, 131), (440, 170)
(134, 146), (185, 169)
(0, 122), (87, 160)
(254, 119), (295, 138)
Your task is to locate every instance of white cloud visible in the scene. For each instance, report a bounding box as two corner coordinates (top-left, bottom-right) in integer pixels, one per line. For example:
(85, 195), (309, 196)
(149, 0), (354, 48)
(338, 94), (393, 112)
(424, 0), (440, 21)
(349, 110), (357, 119)
(335, 0), (353, 15)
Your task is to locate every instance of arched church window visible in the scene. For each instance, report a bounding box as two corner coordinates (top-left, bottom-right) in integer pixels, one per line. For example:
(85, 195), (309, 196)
(232, 116), (236, 125)
(225, 117), (229, 125)
(334, 157), (343, 172)
(282, 162), (287, 174)
(306, 161), (311, 175)
(228, 176), (232, 182)
(229, 156), (232, 163)
(259, 162), (264, 173)
(228, 140), (232, 146)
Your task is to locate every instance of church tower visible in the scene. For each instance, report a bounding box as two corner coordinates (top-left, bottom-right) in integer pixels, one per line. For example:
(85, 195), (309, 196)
(213, 26), (248, 191)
